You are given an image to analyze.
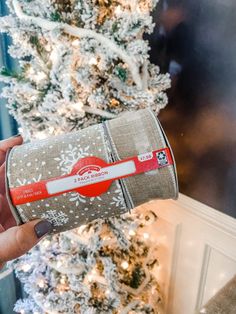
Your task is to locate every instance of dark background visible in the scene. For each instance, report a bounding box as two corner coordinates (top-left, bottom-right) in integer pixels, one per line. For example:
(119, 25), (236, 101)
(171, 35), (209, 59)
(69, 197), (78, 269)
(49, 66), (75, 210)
(148, 0), (236, 218)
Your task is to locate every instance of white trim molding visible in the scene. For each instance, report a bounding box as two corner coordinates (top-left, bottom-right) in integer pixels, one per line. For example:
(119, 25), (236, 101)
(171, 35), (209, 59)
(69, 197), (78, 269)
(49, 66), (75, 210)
(173, 194), (236, 236)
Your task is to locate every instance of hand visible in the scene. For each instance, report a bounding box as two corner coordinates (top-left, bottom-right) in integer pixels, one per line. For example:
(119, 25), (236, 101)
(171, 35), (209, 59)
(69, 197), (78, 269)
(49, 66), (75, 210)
(0, 135), (52, 270)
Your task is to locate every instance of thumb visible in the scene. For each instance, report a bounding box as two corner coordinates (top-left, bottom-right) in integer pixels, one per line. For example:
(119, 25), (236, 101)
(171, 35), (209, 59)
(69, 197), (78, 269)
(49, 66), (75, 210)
(0, 219), (53, 263)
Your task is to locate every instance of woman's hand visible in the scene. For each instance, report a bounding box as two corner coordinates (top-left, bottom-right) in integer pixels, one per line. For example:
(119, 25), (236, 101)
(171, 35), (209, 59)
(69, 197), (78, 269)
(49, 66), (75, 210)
(0, 135), (52, 270)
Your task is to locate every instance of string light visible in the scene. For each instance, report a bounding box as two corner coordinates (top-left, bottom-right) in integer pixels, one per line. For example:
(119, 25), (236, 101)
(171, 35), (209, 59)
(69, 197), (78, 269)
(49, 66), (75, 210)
(143, 232), (149, 239)
(21, 263), (31, 272)
(28, 67), (34, 75)
(89, 57), (98, 65)
(71, 101), (84, 111)
(49, 126), (55, 134)
(50, 49), (59, 62)
(87, 274), (93, 282)
(115, 5), (122, 15)
(37, 278), (45, 288)
(60, 276), (66, 284)
(35, 131), (48, 140)
(34, 71), (47, 83)
(128, 229), (136, 236)
(44, 43), (51, 51)
(121, 261), (129, 270)
(57, 261), (63, 268)
(42, 239), (50, 248)
(72, 39), (80, 47)
(30, 95), (38, 101)
(45, 301), (51, 308)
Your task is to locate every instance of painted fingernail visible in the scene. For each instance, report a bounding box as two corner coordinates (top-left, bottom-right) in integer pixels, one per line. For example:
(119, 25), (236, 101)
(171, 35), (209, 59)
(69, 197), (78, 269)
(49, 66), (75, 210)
(34, 220), (53, 238)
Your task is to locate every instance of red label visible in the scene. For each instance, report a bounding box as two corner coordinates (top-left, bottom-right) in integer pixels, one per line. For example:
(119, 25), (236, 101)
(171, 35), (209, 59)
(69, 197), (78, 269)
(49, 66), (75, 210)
(9, 148), (173, 205)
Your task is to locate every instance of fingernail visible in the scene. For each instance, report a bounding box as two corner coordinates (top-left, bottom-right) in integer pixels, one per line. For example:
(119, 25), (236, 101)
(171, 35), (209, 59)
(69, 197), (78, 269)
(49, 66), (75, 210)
(12, 133), (21, 138)
(34, 220), (53, 238)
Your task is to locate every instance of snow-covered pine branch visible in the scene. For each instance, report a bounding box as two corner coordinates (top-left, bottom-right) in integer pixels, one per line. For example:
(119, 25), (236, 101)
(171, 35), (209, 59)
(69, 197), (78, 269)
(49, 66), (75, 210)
(12, 0), (145, 90)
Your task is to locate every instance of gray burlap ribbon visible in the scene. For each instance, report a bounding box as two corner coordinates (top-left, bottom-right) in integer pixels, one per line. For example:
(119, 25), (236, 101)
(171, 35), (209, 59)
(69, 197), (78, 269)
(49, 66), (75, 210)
(6, 108), (178, 233)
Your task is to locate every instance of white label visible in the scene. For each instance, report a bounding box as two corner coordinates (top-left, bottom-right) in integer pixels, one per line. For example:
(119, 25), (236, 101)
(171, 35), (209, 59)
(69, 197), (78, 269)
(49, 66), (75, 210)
(138, 152), (153, 162)
(46, 160), (136, 195)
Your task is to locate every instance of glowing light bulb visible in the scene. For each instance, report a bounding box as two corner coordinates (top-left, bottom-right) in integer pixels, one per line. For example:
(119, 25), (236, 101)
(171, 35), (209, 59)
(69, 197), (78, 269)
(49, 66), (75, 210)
(57, 261), (62, 268)
(30, 95), (38, 101)
(22, 264), (31, 272)
(115, 5), (122, 15)
(37, 279), (45, 288)
(143, 232), (149, 239)
(121, 261), (129, 270)
(50, 49), (59, 62)
(49, 126), (55, 134)
(45, 302), (50, 308)
(105, 289), (110, 296)
(28, 67), (35, 75)
(35, 71), (47, 83)
(89, 57), (98, 65)
(42, 239), (50, 248)
(35, 132), (47, 140)
(44, 44), (51, 51)
(72, 39), (80, 47)
(128, 229), (136, 236)
(71, 101), (84, 111)
(88, 274), (93, 282)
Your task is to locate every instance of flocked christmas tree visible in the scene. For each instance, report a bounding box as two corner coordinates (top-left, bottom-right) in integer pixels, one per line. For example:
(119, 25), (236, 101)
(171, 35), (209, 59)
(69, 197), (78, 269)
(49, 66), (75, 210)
(0, 0), (170, 313)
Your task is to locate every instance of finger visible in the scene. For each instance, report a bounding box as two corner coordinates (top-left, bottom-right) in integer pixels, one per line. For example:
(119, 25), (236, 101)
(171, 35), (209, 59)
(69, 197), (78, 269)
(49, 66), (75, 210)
(0, 261), (5, 270)
(0, 163), (6, 193)
(0, 194), (4, 218)
(0, 219), (53, 263)
(0, 135), (23, 152)
(0, 193), (16, 230)
(0, 135), (23, 166)
(0, 224), (5, 269)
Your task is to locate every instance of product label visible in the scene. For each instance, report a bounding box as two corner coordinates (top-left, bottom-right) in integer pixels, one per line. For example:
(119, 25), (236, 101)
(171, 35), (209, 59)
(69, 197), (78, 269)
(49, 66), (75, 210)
(46, 160), (136, 195)
(10, 147), (173, 205)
